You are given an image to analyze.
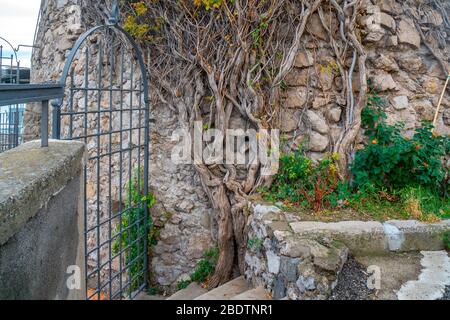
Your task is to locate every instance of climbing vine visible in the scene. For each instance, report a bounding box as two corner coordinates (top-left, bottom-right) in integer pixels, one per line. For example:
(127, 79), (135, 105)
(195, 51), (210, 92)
(112, 167), (156, 291)
(118, 0), (369, 288)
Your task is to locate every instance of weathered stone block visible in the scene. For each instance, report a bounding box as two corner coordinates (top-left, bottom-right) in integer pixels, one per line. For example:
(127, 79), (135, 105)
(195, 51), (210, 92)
(294, 51), (314, 68)
(397, 54), (423, 72)
(412, 99), (434, 121)
(370, 53), (399, 72)
(391, 95), (409, 110)
(283, 88), (307, 109)
(326, 107), (342, 123)
(312, 97), (330, 110)
(371, 71), (397, 91)
(280, 109), (300, 132)
(306, 110), (329, 134)
(280, 257), (300, 282)
(397, 19), (421, 49)
(386, 35), (398, 46)
(273, 276), (286, 300)
(308, 131), (329, 152)
(266, 251), (281, 274)
(379, 12), (396, 32)
(307, 13), (327, 40)
(313, 242), (349, 273)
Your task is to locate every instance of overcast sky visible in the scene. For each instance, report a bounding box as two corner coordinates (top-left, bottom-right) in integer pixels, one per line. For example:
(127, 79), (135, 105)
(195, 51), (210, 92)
(0, 0), (41, 67)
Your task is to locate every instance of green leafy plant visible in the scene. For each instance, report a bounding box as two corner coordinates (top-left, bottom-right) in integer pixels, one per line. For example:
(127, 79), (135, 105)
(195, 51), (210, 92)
(352, 91), (449, 196)
(260, 90), (448, 221)
(247, 237), (264, 251)
(264, 151), (340, 212)
(112, 167), (155, 291)
(347, 89), (449, 220)
(173, 247), (219, 291)
(147, 285), (162, 296)
(190, 247), (219, 284)
(250, 19), (269, 49)
(177, 280), (191, 291)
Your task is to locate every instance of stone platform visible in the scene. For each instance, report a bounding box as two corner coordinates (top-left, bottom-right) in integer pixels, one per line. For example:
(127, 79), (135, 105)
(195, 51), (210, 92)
(245, 202), (450, 300)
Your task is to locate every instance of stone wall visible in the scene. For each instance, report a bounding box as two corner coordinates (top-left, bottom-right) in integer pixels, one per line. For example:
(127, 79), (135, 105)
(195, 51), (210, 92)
(23, 0), (84, 141)
(280, 0), (449, 159)
(0, 140), (85, 300)
(23, 0), (449, 290)
(245, 203), (349, 300)
(149, 108), (216, 288)
(245, 201), (450, 300)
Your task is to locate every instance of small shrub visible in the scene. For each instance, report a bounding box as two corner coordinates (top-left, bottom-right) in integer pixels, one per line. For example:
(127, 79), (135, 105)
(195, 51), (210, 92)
(173, 248), (219, 293)
(112, 168), (155, 291)
(247, 238), (264, 251)
(177, 280), (191, 291)
(147, 286), (162, 296)
(261, 89), (449, 221)
(265, 151), (340, 212)
(352, 92), (450, 195)
(190, 247), (219, 284)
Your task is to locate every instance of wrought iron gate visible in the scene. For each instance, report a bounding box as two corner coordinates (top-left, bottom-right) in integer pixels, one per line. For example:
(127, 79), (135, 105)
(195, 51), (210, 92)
(53, 6), (150, 300)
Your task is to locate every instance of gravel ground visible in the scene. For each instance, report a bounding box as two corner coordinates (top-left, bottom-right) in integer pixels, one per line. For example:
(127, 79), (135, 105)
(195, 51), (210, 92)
(330, 257), (375, 300)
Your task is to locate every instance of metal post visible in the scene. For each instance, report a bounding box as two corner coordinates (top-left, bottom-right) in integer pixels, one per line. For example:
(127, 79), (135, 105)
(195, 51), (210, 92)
(41, 100), (49, 147)
(9, 54), (13, 83)
(0, 45), (3, 81)
(51, 100), (61, 139)
(13, 104), (19, 147)
(16, 60), (20, 84)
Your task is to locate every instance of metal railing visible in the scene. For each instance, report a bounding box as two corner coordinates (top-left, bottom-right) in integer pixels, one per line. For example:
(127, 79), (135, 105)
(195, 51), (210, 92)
(0, 37), (34, 153)
(0, 37), (31, 85)
(0, 105), (24, 152)
(0, 84), (64, 148)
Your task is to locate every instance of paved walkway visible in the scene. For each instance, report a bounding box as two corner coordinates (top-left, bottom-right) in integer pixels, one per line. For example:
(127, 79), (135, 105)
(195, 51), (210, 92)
(356, 251), (450, 300)
(397, 251), (450, 300)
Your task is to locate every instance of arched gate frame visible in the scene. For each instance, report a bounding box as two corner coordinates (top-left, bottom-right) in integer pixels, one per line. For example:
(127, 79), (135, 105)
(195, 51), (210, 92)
(52, 4), (150, 300)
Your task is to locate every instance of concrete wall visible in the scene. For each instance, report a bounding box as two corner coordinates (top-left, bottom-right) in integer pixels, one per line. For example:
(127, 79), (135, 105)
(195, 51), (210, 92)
(0, 140), (85, 300)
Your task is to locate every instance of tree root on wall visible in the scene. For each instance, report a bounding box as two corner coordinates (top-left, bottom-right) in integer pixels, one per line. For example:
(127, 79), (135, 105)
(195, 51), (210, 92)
(123, 0), (369, 288)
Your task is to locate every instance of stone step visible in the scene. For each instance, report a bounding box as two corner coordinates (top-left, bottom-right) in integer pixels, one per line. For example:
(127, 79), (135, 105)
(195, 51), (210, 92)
(195, 276), (250, 300)
(135, 292), (166, 300)
(231, 286), (272, 300)
(167, 283), (208, 300)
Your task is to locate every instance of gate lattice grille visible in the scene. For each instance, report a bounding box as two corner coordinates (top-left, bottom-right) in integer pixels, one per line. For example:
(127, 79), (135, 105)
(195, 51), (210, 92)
(55, 26), (150, 300)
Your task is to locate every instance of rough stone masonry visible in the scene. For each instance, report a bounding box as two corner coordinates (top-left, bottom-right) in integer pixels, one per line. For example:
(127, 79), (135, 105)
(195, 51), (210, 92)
(245, 202), (449, 300)
(24, 0), (449, 290)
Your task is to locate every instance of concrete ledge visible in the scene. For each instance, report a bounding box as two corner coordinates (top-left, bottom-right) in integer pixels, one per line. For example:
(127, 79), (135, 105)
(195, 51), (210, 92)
(250, 203), (450, 256)
(0, 140), (85, 245)
(290, 220), (449, 255)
